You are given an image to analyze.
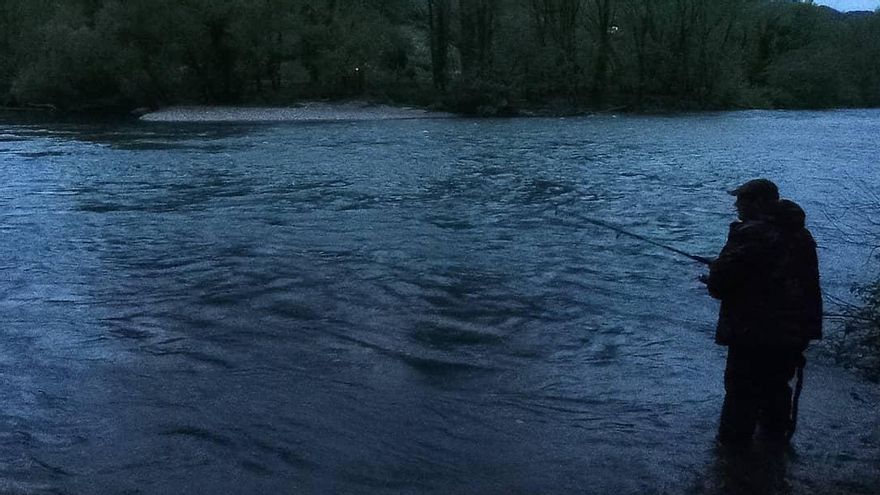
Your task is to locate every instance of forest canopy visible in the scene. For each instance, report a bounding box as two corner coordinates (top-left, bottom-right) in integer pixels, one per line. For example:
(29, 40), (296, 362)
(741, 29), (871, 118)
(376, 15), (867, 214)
(1, 0), (878, 114)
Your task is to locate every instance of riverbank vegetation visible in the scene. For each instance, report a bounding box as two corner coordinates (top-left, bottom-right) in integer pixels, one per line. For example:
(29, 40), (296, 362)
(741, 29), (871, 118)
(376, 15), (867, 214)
(851, 279), (880, 379)
(819, 187), (880, 382)
(822, 278), (880, 382)
(1, 0), (879, 114)
(838, 254), (880, 381)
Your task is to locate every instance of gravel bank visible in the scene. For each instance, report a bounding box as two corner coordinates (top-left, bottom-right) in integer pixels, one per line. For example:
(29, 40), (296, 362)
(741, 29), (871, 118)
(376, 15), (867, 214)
(139, 101), (453, 122)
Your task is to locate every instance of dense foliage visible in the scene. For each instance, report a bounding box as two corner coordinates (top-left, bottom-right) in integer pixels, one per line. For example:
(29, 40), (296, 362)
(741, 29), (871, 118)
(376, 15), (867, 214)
(0, 0), (878, 113)
(825, 277), (880, 381)
(821, 191), (880, 381)
(844, 240), (880, 380)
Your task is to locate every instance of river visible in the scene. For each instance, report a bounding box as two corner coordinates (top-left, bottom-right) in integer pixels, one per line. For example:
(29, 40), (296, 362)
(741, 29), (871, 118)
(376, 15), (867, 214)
(1, 110), (878, 494)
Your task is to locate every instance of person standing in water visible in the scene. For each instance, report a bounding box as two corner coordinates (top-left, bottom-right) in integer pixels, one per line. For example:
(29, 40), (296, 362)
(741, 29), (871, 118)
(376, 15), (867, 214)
(701, 178), (823, 446)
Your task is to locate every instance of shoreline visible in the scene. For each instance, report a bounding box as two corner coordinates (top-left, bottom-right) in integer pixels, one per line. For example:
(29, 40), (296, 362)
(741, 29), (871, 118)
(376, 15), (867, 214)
(6, 101), (876, 123)
(138, 101), (455, 123)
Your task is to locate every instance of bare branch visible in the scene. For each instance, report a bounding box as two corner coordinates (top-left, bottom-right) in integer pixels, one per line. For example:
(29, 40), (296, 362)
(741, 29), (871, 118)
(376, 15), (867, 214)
(823, 313), (877, 323)
(825, 292), (861, 312)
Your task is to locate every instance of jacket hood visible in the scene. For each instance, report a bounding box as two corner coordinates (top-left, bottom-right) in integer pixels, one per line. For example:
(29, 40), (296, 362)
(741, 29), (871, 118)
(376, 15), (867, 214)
(773, 199), (806, 230)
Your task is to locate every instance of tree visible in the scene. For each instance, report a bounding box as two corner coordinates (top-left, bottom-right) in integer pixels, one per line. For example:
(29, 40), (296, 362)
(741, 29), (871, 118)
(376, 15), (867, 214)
(526, 0), (585, 100)
(427, 0), (452, 91)
(458, 0), (498, 80)
(0, 2), (13, 102)
(585, 0), (615, 104)
(618, 0), (662, 108)
(10, 2), (124, 109)
(1, 0), (879, 112)
(755, 3), (858, 107)
(842, 12), (880, 106)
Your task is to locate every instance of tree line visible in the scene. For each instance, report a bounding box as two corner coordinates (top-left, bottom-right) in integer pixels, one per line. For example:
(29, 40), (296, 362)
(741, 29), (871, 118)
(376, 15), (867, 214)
(0, 0), (878, 114)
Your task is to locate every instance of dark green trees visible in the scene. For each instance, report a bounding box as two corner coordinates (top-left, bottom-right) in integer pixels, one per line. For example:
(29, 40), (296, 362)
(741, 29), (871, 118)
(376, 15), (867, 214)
(0, 0), (877, 112)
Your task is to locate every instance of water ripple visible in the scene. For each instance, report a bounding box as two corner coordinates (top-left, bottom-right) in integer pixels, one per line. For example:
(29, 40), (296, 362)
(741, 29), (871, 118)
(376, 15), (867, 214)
(2, 112), (879, 493)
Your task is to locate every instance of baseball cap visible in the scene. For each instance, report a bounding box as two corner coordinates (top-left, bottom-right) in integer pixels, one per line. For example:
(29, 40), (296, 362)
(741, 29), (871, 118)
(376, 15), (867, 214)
(728, 178), (779, 201)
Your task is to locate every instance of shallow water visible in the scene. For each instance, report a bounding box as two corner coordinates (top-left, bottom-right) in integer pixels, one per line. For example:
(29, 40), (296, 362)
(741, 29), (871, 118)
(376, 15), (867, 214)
(1, 110), (878, 494)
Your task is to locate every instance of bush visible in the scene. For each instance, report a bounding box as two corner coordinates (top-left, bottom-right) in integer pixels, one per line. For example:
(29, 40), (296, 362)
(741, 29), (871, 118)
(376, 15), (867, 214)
(852, 279), (880, 345)
(820, 278), (880, 382)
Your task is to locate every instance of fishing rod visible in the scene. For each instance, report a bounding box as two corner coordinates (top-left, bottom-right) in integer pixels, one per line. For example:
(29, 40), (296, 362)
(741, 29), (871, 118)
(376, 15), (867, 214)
(579, 216), (714, 266)
(580, 216), (862, 319)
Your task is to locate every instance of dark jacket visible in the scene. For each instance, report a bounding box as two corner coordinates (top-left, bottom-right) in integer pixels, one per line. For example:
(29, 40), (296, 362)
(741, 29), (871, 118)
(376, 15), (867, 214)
(707, 200), (823, 350)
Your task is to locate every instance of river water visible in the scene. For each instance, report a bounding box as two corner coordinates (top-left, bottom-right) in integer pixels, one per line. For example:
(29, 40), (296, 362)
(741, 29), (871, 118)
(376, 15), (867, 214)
(1, 110), (878, 494)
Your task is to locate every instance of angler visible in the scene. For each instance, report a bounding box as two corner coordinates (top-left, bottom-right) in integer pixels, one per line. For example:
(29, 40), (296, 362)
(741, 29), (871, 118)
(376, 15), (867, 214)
(700, 178), (823, 446)
(580, 184), (822, 445)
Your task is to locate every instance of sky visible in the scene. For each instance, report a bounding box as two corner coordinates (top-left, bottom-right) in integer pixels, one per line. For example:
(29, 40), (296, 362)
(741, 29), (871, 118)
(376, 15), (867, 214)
(815, 0), (879, 11)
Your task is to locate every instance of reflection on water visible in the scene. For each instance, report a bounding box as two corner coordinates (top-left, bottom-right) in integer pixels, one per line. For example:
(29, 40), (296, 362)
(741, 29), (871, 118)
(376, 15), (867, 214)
(696, 444), (793, 495)
(1, 111), (879, 493)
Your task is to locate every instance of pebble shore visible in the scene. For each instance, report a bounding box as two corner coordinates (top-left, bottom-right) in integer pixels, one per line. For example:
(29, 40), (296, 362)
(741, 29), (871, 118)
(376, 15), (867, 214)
(139, 101), (452, 122)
